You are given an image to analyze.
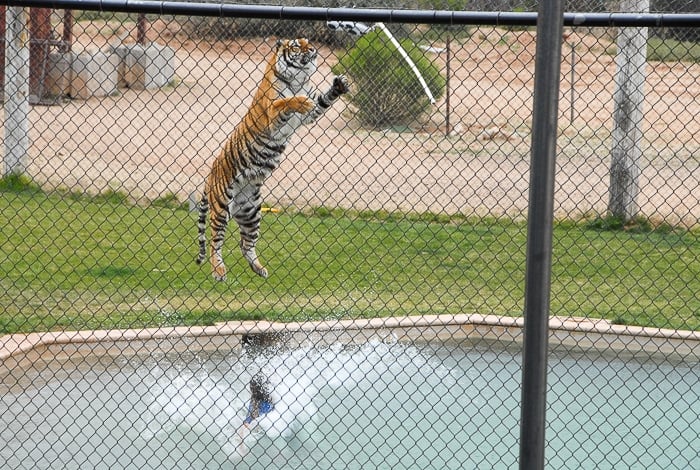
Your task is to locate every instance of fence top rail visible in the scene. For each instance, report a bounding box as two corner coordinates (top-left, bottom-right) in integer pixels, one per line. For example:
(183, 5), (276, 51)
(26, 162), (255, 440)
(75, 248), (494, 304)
(5, 0), (700, 27)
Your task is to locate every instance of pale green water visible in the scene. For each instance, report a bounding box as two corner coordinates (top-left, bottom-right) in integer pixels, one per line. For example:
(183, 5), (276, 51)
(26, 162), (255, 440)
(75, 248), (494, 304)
(1, 340), (698, 469)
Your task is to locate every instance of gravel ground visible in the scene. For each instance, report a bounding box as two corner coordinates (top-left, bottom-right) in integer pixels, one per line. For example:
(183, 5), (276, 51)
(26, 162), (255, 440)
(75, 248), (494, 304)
(13, 21), (700, 226)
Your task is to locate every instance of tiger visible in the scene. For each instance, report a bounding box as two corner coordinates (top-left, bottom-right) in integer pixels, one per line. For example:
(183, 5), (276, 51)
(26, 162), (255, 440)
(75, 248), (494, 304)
(196, 38), (350, 282)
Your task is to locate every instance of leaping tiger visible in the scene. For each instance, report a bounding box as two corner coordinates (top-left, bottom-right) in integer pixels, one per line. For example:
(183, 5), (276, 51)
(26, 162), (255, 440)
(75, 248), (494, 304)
(196, 38), (350, 282)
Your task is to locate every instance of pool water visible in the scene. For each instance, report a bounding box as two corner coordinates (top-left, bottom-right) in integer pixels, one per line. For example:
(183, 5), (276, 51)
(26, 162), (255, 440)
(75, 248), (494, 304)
(1, 339), (698, 469)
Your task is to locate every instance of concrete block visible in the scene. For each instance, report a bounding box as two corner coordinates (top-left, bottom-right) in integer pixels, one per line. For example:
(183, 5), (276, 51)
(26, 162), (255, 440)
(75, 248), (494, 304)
(70, 51), (119, 100)
(44, 52), (72, 98)
(111, 43), (176, 90)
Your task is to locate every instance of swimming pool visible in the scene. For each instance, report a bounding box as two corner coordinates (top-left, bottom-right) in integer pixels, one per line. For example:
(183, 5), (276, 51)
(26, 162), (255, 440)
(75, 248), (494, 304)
(1, 337), (698, 469)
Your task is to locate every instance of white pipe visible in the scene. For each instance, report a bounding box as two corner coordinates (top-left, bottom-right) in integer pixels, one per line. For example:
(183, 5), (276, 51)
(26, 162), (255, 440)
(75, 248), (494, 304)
(373, 22), (435, 104)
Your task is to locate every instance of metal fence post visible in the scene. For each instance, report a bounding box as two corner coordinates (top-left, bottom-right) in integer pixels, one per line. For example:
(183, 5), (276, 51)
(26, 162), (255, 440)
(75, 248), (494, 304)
(519, 1), (563, 469)
(28, 7), (51, 103)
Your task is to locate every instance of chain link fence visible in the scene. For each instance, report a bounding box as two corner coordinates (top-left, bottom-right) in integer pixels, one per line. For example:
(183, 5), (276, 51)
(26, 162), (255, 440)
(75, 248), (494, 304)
(1, 3), (699, 469)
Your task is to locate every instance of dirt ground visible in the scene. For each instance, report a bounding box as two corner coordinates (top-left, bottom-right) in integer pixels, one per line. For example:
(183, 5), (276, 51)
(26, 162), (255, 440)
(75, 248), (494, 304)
(17, 19), (700, 226)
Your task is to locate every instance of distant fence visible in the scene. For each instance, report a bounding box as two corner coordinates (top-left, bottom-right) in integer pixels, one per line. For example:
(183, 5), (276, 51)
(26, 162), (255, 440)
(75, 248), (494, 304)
(1, 3), (699, 470)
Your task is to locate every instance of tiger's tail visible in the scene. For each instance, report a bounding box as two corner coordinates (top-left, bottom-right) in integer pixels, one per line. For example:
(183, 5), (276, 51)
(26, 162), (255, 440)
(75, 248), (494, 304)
(196, 191), (209, 266)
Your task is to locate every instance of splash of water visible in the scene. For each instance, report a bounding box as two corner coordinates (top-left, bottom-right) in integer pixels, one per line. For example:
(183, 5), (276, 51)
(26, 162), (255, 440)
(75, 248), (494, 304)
(139, 338), (464, 465)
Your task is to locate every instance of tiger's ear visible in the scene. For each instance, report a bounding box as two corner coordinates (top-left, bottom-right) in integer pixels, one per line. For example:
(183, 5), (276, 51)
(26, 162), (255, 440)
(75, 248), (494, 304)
(275, 38), (283, 49)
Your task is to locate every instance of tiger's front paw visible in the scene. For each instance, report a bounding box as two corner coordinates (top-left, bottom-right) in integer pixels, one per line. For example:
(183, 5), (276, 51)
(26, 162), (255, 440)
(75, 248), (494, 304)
(298, 96), (316, 114)
(332, 75), (350, 95)
(290, 96), (316, 114)
(275, 96), (315, 115)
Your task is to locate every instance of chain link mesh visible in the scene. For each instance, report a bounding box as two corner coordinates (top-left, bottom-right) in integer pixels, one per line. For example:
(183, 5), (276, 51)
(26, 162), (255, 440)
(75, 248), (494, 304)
(1, 4), (698, 470)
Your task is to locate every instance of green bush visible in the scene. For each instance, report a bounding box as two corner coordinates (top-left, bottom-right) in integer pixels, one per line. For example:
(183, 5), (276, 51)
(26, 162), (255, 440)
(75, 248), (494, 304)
(647, 36), (700, 63)
(333, 29), (446, 129)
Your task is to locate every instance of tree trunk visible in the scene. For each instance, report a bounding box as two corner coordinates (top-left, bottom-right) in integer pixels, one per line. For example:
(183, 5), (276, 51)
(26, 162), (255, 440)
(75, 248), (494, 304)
(3, 7), (30, 177)
(608, 0), (649, 222)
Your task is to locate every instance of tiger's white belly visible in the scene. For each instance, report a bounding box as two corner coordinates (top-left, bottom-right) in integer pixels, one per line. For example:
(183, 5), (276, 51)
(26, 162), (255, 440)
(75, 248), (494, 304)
(228, 179), (262, 217)
(269, 83), (314, 142)
(270, 104), (307, 142)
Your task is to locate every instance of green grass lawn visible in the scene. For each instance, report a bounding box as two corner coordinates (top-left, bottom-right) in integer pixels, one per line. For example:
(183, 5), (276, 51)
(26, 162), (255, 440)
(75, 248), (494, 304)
(1, 180), (698, 335)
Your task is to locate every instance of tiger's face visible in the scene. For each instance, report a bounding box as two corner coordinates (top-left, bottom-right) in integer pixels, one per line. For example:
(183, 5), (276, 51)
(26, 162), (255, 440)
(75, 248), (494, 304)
(275, 38), (318, 81)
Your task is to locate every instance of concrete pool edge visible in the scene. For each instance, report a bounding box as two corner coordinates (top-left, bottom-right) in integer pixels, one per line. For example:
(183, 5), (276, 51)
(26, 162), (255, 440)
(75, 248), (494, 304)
(1, 314), (698, 363)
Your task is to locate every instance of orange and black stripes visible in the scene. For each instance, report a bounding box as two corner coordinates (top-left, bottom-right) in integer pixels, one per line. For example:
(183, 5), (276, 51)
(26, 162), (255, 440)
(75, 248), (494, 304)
(196, 38), (350, 282)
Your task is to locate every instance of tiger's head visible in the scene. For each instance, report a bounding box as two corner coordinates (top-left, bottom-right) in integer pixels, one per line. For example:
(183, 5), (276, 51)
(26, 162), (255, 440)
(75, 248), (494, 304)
(274, 38), (318, 85)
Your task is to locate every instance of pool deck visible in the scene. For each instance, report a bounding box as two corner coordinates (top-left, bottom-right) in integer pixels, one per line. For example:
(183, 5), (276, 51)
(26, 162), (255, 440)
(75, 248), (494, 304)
(1, 314), (698, 367)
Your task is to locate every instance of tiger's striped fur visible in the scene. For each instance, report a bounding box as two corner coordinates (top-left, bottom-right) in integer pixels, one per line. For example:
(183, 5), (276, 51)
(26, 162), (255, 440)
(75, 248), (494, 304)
(196, 38), (349, 281)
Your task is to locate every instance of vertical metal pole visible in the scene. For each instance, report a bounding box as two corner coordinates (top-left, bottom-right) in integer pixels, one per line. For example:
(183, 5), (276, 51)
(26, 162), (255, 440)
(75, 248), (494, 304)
(137, 13), (147, 44)
(519, 1), (563, 469)
(29, 7), (51, 103)
(0, 7), (6, 90)
(61, 9), (73, 53)
(570, 40), (574, 124)
(445, 35), (451, 136)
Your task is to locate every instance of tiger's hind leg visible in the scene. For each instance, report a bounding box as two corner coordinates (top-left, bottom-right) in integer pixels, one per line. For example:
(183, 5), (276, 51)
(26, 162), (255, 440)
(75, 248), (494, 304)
(204, 185), (231, 282)
(236, 210), (268, 278)
(240, 231), (267, 278)
(209, 211), (230, 282)
(196, 182), (230, 282)
(233, 185), (268, 278)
